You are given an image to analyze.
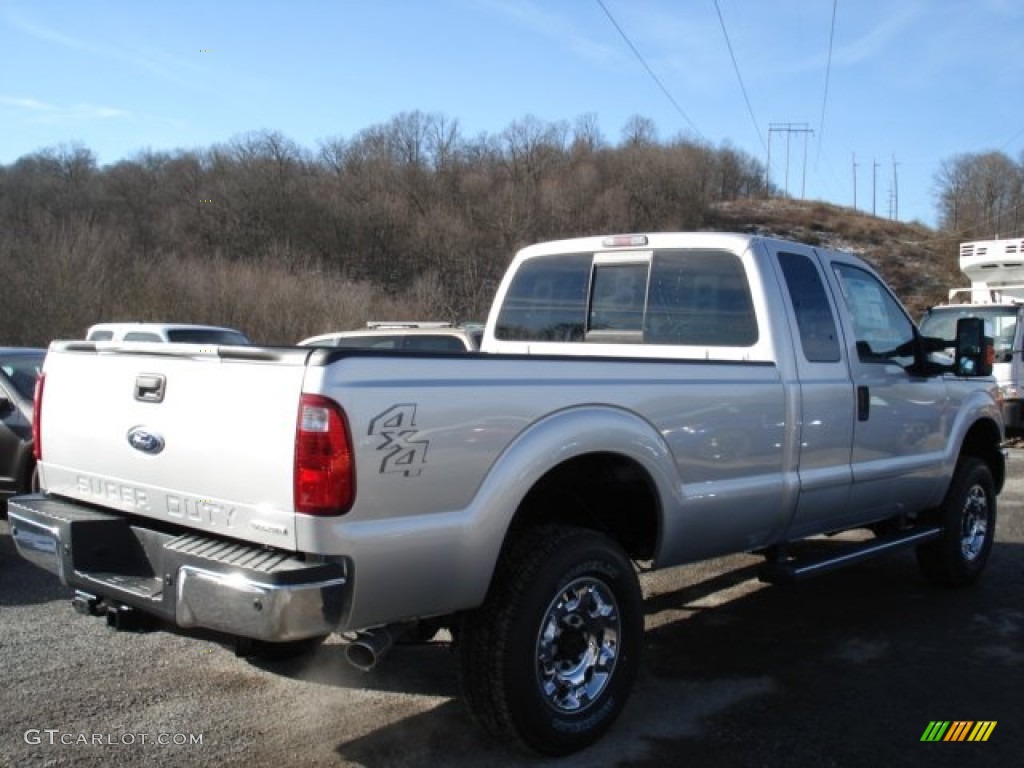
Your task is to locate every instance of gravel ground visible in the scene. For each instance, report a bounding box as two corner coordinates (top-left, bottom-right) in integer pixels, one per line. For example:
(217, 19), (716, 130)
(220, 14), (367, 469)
(2, 454), (1022, 768)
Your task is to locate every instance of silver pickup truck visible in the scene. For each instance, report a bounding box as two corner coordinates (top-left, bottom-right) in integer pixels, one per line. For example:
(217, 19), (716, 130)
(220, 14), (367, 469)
(8, 232), (1004, 755)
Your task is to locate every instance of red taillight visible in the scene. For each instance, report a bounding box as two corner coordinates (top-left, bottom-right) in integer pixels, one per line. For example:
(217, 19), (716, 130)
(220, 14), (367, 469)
(294, 394), (354, 515)
(32, 372), (45, 461)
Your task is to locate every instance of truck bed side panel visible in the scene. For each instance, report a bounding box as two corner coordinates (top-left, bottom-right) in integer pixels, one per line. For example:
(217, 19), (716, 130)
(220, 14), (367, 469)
(297, 354), (790, 629)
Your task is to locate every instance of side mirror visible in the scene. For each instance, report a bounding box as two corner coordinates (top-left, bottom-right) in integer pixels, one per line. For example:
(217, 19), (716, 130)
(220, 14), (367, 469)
(0, 395), (12, 416)
(954, 317), (994, 377)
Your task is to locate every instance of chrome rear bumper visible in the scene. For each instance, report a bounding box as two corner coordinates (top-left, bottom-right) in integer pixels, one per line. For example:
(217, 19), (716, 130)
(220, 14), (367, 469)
(8, 495), (347, 642)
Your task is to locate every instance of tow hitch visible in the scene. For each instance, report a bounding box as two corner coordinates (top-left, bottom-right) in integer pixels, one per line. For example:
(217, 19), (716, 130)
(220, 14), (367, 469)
(71, 590), (103, 616)
(71, 590), (155, 632)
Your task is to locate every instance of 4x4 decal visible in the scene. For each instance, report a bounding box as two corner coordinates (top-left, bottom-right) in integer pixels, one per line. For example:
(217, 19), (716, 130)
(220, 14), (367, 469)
(368, 404), (429, 476)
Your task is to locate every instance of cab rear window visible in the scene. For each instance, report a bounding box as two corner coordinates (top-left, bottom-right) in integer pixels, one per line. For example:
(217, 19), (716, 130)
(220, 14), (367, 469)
(494, 253), (590, 342)
(495, 249), (757, 346)
(165, 329), (251, 345)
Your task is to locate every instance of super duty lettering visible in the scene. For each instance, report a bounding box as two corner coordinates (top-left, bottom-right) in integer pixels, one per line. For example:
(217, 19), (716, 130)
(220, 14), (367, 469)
(77, 476), (151, 513)
(166, 496), (237, 528)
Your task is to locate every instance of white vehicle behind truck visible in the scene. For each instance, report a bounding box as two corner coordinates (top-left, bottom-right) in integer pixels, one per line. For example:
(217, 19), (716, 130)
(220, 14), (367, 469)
(298, 321), (481, 351)
(86, 322), (251, 345)
(9, 232), (1005, 755)
(919, 237), (1024, 431)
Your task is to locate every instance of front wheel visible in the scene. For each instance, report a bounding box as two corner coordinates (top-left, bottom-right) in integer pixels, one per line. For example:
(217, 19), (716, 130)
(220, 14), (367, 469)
(459, 525), (643, 756)
(916, 457), (996, 587)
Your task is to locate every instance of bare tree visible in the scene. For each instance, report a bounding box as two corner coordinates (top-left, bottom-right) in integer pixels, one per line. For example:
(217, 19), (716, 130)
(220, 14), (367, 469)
(572, 113), (605, 155)
(621, 115), (657, 147)
(0, 111), (770, 345)
(935, 151), (1023, 238)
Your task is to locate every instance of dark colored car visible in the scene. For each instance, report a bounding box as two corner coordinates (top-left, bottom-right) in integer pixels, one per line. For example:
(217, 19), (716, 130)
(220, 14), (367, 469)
(0, 347), (45, 514)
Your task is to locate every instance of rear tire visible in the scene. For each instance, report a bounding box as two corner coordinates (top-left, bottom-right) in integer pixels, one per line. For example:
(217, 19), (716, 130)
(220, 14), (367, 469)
(916, 457), (996, 587)
(459, 525), (643, 756)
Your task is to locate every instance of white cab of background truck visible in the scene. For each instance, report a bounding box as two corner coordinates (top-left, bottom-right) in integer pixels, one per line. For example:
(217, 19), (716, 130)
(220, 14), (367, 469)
(919, 237), (1024, 431)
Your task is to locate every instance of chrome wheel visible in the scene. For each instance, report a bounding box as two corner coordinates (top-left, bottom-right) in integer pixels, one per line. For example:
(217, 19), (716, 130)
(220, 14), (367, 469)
(959, 484), (989, 562)
(536, 577), (620, 713)
(459, 525), (642, 755)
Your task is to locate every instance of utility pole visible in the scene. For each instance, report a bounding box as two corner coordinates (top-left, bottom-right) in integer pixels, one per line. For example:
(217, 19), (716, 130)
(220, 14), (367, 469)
(801, 128), (810, 199)
(785, 128), (791, 196)
(892, 155), (900, 220)
(852, 152), (858, 211)
(768, 123), (814, 198)
(872, 159), (880, 217)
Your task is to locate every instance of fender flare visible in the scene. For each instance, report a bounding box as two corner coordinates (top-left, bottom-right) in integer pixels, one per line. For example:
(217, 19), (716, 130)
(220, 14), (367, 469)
(455, 404), (683, 605)
(942, 390), (1004, 500)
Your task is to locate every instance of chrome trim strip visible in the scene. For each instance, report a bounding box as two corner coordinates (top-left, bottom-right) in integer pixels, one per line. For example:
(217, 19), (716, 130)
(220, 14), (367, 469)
(8, 511), (65, 583)
(175, 565), (346, 642)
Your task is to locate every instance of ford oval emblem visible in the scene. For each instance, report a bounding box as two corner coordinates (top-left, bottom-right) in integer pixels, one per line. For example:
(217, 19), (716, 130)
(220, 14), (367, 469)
(127, 426), (165, 455)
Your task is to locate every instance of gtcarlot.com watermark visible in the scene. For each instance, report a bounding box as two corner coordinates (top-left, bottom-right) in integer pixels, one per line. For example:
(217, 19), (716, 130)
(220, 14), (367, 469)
(24, 729), (203, 747)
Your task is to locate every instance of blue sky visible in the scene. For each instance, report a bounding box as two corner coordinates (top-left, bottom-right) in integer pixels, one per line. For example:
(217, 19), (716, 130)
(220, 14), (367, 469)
(2, 0), (1022, 228)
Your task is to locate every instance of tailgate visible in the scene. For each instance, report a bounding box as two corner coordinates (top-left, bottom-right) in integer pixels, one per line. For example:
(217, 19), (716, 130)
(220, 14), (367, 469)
(38, 342), (312, 550)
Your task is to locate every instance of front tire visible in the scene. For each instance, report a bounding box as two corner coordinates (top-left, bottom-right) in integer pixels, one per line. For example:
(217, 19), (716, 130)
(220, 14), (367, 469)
(460, 525), (643, 756)
(916, 457), (996, 587)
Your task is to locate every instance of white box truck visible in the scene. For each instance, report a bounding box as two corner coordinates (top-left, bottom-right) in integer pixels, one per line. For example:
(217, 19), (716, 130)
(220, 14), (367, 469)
(920, 237), (1024, 431)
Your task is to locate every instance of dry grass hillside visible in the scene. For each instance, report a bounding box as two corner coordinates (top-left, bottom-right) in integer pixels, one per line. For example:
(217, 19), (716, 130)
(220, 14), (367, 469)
(705, 198), (962, 318)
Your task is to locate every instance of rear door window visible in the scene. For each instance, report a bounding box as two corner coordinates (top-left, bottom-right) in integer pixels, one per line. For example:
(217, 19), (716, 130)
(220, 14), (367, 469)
(778, 251), (841, 362)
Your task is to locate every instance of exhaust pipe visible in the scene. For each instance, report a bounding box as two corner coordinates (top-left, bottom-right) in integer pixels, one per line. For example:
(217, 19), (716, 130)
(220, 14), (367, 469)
(344, 624), (409, 671)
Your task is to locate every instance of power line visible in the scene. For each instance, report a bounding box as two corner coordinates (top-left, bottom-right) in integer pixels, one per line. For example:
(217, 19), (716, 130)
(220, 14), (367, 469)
(712, 0), (767, 153)
(999, 126), (1024, 151)
(595, 0), (704, 139)
(816, 0), (838, 165)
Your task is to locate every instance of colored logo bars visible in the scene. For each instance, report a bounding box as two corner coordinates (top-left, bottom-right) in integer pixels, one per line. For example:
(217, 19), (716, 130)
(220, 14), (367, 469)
(921, 721), (997, 742)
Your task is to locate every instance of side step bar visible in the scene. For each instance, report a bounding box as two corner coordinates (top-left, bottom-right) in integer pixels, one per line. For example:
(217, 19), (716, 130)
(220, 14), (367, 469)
(758, 526), (943, 585)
